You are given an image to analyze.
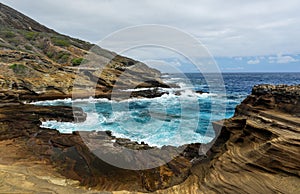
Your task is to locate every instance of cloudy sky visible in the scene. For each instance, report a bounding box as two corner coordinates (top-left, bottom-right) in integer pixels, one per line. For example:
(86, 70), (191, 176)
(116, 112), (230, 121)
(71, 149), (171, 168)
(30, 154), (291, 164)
(2, 0), (300, 72)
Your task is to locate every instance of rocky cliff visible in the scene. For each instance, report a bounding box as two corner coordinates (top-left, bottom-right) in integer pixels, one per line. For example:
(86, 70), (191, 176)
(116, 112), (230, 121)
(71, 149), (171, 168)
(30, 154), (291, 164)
(116, 84), (300, 194)
(0, 3), (299, 194)
(0, 85), (299, 193)
(190, 84), (300, 194)
(0, 3), (167, 102)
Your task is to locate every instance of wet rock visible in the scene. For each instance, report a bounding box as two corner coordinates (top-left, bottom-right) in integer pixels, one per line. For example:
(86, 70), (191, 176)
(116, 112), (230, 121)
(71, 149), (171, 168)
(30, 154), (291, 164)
(1, 84), (300, 193)
(195, 90), (208, 95)
(0, 103), (196, 192)
(174, 90), (208, 96)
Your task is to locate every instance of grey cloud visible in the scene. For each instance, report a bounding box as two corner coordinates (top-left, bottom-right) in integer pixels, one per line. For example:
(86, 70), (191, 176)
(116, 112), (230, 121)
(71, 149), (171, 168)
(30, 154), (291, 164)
(2, 0), (300, 57)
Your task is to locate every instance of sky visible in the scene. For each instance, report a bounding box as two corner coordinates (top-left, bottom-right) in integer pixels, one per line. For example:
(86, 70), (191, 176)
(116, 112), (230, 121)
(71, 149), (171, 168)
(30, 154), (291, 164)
(1, 0), (300, 72)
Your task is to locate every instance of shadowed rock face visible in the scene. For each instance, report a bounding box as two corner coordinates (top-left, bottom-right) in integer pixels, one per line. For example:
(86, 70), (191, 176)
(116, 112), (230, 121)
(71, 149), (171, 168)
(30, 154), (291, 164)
(1, 83), (299, 194)
(185, 84), (300, 194)
(0, 3), (299, 194)
(123, 84), (299, 194)
(0, 3), (193, 193)
(0, 103), (198, 192)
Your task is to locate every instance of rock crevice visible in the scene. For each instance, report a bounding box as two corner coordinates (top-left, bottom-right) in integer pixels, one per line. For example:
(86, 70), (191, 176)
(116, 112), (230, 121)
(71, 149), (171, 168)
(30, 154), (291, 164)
(191, 84), (300, 194)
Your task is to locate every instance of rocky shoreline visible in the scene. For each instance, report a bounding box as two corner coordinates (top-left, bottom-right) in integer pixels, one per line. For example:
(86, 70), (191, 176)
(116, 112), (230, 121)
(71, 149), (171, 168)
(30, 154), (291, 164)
(0, 3), (299, 193)
(0, 102), (200, 192)
(0, 84), (299, 193)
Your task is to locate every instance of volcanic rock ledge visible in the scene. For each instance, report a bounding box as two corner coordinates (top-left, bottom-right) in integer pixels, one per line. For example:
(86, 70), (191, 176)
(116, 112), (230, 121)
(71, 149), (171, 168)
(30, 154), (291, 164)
(0, 84), (299, 193)
(0, 103), (201, 192)
(119, 84), (299, 194)
(189, 84), (300, 194)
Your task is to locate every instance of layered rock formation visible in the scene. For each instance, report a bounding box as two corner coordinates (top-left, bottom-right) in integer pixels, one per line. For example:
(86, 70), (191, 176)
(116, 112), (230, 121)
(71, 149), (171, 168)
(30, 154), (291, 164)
(192, 84), (300, 193)
(115, 84), (300, 194)
(0, 3), (299, 194)
(0, 103), (199, 192)
(0, 84), (299, 193)
(0, 3), (191, 193)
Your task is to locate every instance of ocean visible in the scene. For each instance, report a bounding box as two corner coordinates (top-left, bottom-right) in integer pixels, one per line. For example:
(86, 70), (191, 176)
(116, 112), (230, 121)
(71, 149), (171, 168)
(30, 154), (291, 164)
(35, 73), (300, 147)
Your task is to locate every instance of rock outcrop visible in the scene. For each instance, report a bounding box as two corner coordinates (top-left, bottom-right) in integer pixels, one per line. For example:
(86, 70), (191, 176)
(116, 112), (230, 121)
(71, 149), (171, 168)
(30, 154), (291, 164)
(0, 103), (198, 192)
(1, 84), (299, 193)
(0, 3), (299, 194)
(188, 84), (300, 194)
(0, 3), (192, 193)
(115, 84), (300, 194)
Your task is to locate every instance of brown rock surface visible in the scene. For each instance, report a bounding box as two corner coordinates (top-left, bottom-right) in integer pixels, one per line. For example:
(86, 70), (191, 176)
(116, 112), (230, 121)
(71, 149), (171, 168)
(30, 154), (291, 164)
(1, 84), (299, 193)
(0, 3), (192, 193)
(0, 3), (299, 194)
(115, 84), (300, 194)
(0, 103), (196, 192)
(189, 84), (300, 193)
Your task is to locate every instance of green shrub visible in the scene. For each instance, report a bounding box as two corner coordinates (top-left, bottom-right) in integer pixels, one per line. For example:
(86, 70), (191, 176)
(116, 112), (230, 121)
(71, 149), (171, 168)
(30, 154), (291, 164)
(7, 37), (19, 45)
(57, 51), (70, 59)
(9, 64), (27, 74)
(46, 51), (54, 58)
(24, 31), (37, 40)
(51, 37), (70, 47)
(61, 54), (70, 59)
(60, 54), (70, 62)
(4, 31), (16, 38)
(71, 58), (84, 66)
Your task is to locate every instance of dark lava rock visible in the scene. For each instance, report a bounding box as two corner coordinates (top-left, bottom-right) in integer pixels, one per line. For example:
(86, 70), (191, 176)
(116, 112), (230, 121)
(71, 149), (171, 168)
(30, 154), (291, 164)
(195, 90), (208, 95)
(0, 103), (197, 192)
(1, 84), (300, 193)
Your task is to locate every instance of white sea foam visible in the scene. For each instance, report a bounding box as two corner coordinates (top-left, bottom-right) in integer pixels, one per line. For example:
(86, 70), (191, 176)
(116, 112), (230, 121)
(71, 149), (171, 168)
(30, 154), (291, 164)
(119, 87), (157, 92)
(31, 98), (73, 106)
(36, 77), (223, 147)
(41, 112), (101, 133)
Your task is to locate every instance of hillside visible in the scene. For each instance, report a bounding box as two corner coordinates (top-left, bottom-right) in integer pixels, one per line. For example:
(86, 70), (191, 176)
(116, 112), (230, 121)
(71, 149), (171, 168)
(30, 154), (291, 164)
(0, 3), (166, 102)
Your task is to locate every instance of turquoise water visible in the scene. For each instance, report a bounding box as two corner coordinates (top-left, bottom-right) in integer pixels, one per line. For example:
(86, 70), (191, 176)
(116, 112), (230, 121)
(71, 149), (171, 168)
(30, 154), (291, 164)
(35, 73), (300, 147)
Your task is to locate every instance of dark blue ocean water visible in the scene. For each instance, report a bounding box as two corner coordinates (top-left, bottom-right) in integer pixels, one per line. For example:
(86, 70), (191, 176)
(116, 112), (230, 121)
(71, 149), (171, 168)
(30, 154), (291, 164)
(175, 72), (300, 118)
(36, 73), (300, 147)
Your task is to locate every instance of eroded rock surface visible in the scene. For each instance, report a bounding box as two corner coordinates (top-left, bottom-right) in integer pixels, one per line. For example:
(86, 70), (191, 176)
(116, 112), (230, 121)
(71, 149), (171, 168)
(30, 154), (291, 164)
(0, 3), (299, 194)
(0, 3), (197, 193)
(189, 84), (300, 194)
(1, 85), (299, 193)
(0, 103), (198, 192)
